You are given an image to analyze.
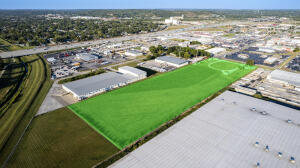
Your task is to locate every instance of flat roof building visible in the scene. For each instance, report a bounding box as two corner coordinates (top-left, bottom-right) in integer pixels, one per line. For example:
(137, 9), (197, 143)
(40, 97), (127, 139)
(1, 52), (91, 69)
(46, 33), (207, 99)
(110, 91), (300, 168)
(267, 70), (300, 87)
(76, 53), (99, 62)
(118, 66), (147, 80)
(155, 56), (189, 68)
(62, 72), (136, 100)
(124, 50), (143, 57)
(206, 47), (226, 55)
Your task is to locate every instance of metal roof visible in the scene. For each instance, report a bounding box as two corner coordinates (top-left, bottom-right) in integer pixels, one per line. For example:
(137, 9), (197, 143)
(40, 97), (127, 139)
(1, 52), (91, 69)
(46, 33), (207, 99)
(126, 50), (143, 55)
(76, 53), (98, 61)
(269, 70), (300, 87)
(155, 56), (188, 65)
(63, 72), (135, 97)
(110, 91), (300, 168)
(119, 66), (147, 76)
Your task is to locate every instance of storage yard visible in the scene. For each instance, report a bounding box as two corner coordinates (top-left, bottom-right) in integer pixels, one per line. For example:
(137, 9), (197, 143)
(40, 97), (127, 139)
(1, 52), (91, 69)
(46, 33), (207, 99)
(68, 58), (255, 149)
(110, 91), (300, 168)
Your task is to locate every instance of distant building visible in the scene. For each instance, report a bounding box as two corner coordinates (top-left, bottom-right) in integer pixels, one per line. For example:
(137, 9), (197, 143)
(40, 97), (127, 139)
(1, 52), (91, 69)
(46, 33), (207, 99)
(165, 15), (184, 25)
(76, 53), (99, 62)
(206, 47), (226, 55)
(155, 56), (189, 68)
(264, 57), (278, 65)
(124, 50), (143, 57)
(118, 66), (147, 80)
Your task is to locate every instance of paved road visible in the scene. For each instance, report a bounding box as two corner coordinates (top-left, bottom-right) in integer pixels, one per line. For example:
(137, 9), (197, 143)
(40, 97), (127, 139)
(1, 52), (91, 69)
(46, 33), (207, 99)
(0, 22), (242, 58)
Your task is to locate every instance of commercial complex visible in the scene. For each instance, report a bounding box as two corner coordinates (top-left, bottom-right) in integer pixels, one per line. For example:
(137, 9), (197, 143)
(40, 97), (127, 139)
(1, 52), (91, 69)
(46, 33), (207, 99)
(111, 91), (300, 168)
(155, 56), (189, 68)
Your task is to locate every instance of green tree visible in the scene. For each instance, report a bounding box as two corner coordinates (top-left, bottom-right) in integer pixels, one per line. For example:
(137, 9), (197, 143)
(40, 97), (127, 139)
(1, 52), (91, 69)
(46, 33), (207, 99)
(246, 59), (255, 66)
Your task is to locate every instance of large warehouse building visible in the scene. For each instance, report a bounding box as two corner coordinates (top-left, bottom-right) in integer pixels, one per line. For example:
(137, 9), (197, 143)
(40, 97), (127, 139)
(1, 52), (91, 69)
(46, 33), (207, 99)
(155, 56), (189, 68)
(267, 70), (300, 87)
(63, 67), (146, 100)
(110, 91), (300, 168)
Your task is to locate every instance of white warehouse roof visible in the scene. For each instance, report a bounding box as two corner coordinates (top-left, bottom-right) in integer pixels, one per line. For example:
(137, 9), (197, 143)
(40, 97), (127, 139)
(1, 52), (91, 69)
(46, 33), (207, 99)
(63, 72), (136, 98)
(155, 56), (188, 66)
(206, 47), (226, 54)
(118, 66), (147, 77)
(110, 91), (300, 168)
(268, 70), (300, 87)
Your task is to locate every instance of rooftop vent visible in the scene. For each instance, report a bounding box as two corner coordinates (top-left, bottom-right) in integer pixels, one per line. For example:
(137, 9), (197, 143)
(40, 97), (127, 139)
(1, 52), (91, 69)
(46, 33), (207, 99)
(290, 157), (295, 164)
(287, 119), (293, 124)
(260, 111), (268, 116)
(278, 152), (282, 158)
(251, 108), (256, 111)
(265, 145), (269, 152)
(256, 162), (260, 168)
(254, 141), (259, 147)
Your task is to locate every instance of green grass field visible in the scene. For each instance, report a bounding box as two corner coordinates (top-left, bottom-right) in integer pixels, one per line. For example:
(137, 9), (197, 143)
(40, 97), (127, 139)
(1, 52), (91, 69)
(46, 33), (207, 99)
(7, 108), (119, 168)
(0, 55), (53, 166)
(69, 58), (256, 149)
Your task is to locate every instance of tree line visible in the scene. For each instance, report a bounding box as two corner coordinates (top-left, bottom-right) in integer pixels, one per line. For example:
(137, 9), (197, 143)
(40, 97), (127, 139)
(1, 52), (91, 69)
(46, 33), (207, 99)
(148, 45), (211, 59)
(0, 18), (162, 46)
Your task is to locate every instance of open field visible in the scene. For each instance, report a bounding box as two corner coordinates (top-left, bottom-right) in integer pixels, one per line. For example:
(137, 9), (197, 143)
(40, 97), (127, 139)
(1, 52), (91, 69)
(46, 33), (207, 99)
(0, 55), (53, 166)
(6, 108), (119, 168)
(166, 25), (189, 30)
(69, 58), (256, 149)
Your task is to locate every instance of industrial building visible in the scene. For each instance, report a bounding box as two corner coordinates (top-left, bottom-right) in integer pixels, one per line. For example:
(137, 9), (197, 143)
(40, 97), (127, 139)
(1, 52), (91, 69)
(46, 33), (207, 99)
(62, 67), (147, 100)
(155, 56), (189, 68)
(76, 53), (99, 62)
(267, 70), (300, 87)
(62, 72), (137, 100)
(124, 50), (143, 57)
(118, 66), (147, 80)
(258, 70), (300, 106)
(110, 91), (300, 168)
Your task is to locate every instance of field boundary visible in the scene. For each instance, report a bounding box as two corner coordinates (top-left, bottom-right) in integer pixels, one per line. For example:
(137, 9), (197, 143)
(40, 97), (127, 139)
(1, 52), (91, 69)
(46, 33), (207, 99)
(0, 55), (53, 168)
(92, 87), (230, 168)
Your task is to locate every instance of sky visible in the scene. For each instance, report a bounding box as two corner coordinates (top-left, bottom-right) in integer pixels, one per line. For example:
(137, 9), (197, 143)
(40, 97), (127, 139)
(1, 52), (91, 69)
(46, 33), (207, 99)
(1, 0), (300, 10)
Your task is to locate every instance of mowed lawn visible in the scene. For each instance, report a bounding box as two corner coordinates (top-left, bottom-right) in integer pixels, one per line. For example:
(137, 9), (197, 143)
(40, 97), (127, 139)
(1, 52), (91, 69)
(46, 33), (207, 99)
(69, 58), (256, 149)
(7, 108), (119, 168)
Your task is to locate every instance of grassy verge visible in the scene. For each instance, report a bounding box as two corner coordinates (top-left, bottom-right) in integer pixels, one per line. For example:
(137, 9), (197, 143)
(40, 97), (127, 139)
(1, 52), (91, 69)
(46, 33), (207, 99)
(6, 108), (119, 168)
(111, 61), (139, 70)
(0, 55), (53, 167)
(0, 38), (34, 52)
(166, 25), (189, 30)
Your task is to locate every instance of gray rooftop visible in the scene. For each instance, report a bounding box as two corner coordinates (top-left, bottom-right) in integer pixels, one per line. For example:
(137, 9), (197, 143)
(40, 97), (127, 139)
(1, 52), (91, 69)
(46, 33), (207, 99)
(126, 50), (143, 54)
(110, 91), (300, 168)
(269, 70), (300, 87)
(76, 53), (98, 62)
(119, 66), (147, 76)
(155, 56), (188, 65)
(63, 72), (135, 97)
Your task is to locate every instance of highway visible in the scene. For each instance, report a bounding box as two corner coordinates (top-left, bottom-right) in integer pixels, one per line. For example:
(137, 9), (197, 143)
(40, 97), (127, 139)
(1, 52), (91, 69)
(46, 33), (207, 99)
(0, 21), (242, 58)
